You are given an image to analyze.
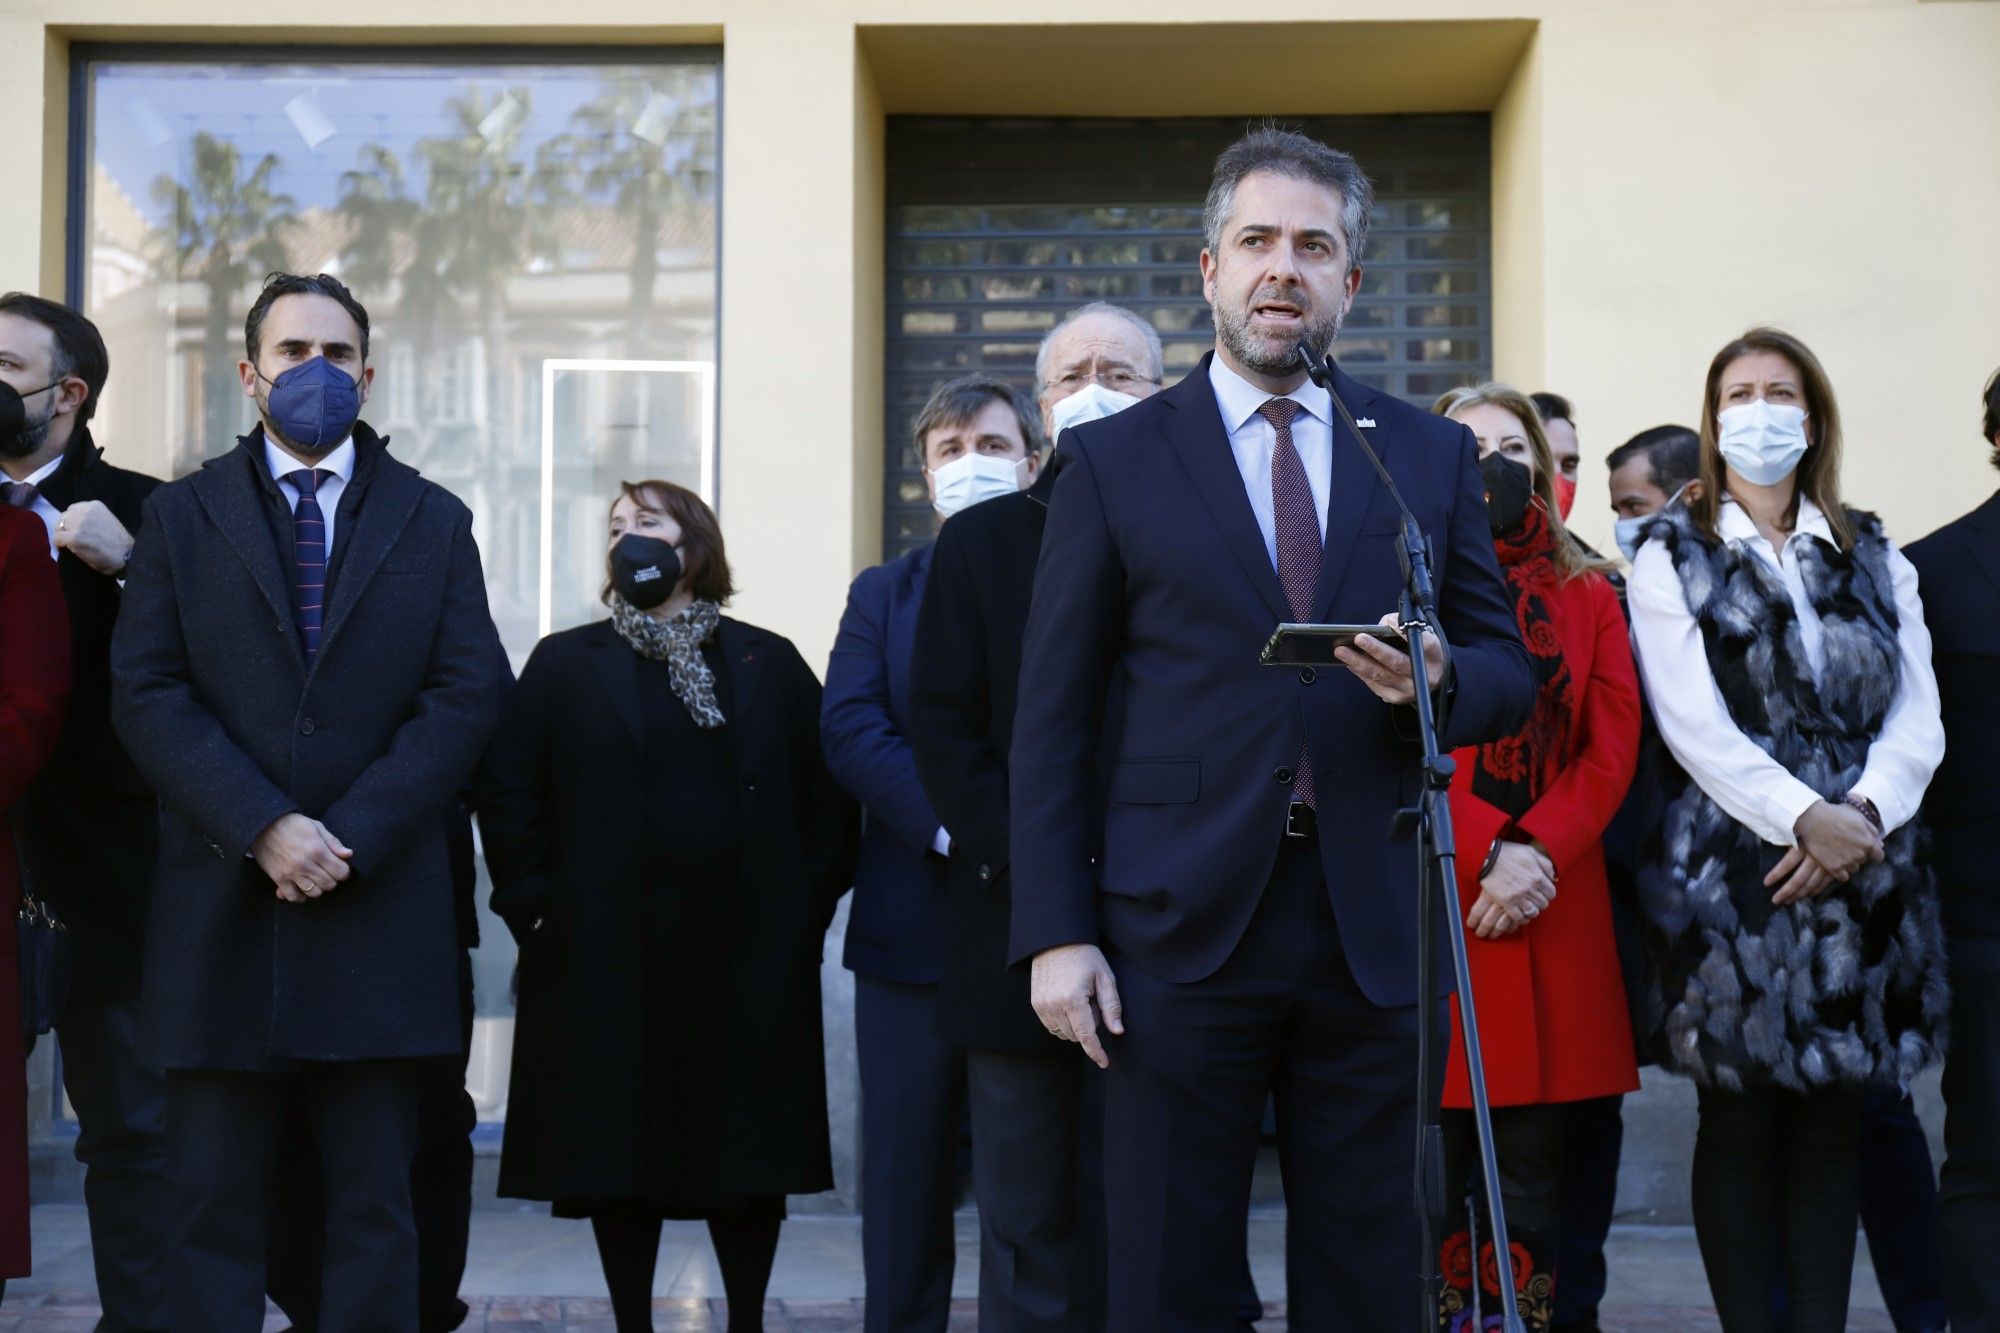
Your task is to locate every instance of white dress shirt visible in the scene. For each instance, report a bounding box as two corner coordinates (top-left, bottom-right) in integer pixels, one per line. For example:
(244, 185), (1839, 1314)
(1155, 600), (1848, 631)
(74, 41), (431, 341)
(9, 453), (65, 559)
(1627, 495), (1945, 846)
(264, 436), (356, 559)
(1207, 355), (1333, 569)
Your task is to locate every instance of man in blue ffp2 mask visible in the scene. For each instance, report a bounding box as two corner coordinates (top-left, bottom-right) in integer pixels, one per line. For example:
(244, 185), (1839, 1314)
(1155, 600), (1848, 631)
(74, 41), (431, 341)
(114, 271), (504, 1331)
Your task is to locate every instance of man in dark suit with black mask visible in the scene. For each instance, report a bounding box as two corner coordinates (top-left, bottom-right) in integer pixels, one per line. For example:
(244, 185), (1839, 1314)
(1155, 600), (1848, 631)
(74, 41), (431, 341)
(1906, 366), (2000, 1333)
(111, 271), (504, 1332)
(0, 292), (169, 1330)
(1008, 129), (1534, 1330)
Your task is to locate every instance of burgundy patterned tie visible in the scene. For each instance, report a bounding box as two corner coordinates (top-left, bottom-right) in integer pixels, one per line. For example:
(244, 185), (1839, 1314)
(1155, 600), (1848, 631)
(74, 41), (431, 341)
(1259, 397), (1320, 810)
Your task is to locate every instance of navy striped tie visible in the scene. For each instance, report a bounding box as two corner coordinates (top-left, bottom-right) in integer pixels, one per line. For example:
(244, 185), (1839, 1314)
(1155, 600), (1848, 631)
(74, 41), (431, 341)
(285, 468), (332, 659)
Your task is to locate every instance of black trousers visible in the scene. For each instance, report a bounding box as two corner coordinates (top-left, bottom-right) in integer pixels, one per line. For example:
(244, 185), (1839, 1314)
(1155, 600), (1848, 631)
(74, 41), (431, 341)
(1828, 1086), (1945, 1333)
(1691, 1082), (1864, 1333)
(268, 954), (477, 1332)
(55, 995), (172, 1331)
(964, 1047), (1106, 1332)
(1553, 1094), (1622, 1329)
(167, 1060), (422, 1333)
(1942, 932), (2000, 1332)
(854, 977), (967, 1333)
(1102, 840), (1436, 1333)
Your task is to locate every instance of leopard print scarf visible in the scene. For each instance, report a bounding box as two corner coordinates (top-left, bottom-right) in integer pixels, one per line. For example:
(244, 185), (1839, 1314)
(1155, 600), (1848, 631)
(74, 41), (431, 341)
(609, 595), (727, 730)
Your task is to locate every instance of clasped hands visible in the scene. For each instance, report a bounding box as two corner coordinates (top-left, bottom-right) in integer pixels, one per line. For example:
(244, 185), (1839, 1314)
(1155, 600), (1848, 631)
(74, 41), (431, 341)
(250, 812), (354, 903)
(1767, 799), (1885, 905)
(1470, 841), (1557, 940)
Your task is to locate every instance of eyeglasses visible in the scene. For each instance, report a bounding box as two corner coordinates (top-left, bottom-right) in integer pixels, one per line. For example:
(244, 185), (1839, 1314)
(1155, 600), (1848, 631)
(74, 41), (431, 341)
(1045, 366), (1161, 393)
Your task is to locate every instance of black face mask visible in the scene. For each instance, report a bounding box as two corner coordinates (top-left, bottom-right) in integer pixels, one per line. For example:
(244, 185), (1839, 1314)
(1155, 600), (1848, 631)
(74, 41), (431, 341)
(1479, 452), (1534, 537)
(610, 534), (683, 610)
(0, 379), (59, 461)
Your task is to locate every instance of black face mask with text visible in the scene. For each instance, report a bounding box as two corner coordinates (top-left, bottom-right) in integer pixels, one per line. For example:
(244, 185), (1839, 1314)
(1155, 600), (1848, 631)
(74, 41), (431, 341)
(609, 534), (683, 610)
(1479, 452), (1534, 537)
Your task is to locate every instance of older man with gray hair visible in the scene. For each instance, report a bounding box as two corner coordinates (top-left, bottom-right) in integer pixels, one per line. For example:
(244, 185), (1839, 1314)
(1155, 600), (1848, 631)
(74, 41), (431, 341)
(906, 302), (1186, 1331)
(1034, 300), (1165, 440)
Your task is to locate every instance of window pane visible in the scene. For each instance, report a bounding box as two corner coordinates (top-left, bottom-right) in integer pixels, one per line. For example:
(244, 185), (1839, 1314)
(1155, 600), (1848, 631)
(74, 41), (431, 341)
(79, 52), (720, 1118)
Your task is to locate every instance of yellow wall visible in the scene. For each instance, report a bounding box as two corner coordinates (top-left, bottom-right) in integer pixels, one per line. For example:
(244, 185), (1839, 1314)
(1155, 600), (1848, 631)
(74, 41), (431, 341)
(4, 0), (1997, 667)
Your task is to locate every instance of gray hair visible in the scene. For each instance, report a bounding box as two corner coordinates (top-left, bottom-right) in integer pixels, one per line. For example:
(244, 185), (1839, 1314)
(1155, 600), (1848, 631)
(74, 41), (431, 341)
(1033, 302), (1165, 389)
(1202, 127), (1373, 272)
(912, 373), (1044, 462)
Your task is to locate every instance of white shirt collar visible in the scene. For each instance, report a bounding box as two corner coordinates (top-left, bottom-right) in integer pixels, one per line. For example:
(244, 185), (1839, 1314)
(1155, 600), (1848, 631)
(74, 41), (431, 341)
(264, 434), (357, 487)
(1207, 354), (1330, 433)
(22, 452), (64, 488)
(1719, 493), (1834, 546)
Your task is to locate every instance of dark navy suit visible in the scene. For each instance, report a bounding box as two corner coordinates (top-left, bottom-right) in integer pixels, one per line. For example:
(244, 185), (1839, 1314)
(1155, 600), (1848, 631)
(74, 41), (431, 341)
(822, 542), (966, 1333)
(1009, 355), (1533, 1330)
(1907, 490), (2000, 1332)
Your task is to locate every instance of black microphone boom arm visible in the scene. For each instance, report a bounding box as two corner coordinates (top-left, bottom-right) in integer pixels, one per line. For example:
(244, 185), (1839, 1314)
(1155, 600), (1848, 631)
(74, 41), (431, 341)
(1294, 339), (1527, 1333)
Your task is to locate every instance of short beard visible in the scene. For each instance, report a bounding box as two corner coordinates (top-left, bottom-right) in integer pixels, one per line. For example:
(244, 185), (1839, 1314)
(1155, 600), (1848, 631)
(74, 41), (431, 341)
(1214, 287), (1347, 380)
(0, 411), (52, 462)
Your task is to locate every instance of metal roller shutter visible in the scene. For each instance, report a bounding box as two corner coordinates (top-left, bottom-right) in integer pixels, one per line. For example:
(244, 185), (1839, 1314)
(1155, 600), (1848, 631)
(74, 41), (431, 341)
(883, 115), (1492, 559)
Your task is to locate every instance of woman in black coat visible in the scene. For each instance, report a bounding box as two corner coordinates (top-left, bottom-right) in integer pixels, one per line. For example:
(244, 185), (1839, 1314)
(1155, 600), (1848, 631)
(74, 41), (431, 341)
(479, 480), (857, 1333)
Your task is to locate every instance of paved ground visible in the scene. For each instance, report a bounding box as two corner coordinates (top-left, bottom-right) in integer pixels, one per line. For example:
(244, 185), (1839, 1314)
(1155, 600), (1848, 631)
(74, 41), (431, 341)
(0, 1205), (1896, 1330)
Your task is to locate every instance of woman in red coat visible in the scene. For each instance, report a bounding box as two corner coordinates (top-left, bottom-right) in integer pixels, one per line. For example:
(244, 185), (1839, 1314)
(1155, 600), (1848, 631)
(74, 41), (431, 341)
(0, 501), (71, 1287)
(1430, 384), (1640, 1333)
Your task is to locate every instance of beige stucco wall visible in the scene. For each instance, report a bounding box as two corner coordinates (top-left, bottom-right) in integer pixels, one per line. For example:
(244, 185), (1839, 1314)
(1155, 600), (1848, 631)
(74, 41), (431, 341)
(1, 0), (1995, 668)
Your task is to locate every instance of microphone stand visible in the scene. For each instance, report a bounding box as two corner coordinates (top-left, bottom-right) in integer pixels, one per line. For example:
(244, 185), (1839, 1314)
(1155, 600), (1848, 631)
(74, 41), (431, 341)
(1298, 343), (1526, 1333)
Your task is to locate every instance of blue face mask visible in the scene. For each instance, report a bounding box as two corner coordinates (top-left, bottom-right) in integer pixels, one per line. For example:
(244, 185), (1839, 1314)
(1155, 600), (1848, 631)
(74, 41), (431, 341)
(260, 357), (362, 450)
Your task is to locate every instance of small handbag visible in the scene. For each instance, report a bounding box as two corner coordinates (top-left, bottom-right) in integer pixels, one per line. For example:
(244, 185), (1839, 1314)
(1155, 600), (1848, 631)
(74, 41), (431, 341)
(17, 870), (74, 1040)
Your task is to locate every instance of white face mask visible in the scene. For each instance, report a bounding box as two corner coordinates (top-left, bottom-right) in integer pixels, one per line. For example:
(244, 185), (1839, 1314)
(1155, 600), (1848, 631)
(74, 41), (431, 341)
(930, 452), (1028, 517)
(1614, 480), (1692, 564)
(1049, 382), (1142, 436)
(1717, 399), (1809, 487)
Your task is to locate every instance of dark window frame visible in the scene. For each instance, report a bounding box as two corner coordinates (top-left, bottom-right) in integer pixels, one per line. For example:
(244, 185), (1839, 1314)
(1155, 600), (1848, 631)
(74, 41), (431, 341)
(881, 114), (1492, 559)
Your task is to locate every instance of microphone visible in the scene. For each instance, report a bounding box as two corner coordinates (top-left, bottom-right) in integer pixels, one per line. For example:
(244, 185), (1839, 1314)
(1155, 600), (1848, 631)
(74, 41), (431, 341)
(1295, 340), (1439, 619)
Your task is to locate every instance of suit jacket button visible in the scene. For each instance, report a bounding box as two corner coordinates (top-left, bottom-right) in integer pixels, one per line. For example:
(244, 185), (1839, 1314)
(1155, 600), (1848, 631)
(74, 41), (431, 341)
(1299, 667), (1317, 685)
(977, 865), (992, 882)
(1274, 766), (1293, 785)
(299, 718), (315, 735)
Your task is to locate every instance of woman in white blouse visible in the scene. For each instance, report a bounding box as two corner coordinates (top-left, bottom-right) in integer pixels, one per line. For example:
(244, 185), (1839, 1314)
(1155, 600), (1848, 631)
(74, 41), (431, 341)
(1627, 327), (1948, 1333)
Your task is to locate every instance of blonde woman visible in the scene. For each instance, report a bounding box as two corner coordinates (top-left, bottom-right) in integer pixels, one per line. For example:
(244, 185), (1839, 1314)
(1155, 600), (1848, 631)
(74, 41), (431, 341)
(1426, 383), (1640, 1333)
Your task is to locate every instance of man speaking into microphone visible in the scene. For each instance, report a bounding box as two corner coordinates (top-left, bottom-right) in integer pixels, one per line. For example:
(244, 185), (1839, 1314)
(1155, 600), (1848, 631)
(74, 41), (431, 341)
(1009, 128), (1534, 1330)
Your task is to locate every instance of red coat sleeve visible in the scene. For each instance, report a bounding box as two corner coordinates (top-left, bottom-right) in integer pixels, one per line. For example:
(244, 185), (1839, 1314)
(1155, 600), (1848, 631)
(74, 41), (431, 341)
(1515, 574), (1640, 873)
(1448, 779), (1514, 910)
(0, 513), (70, 810)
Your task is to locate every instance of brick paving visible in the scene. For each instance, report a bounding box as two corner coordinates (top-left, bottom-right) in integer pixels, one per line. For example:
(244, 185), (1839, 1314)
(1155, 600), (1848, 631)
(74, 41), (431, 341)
(0, 1294), (1901, 1331)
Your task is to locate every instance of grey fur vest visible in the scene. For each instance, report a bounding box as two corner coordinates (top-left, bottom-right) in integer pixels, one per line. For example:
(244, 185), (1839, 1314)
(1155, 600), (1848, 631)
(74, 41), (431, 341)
(1635, 505), (1948, 1092)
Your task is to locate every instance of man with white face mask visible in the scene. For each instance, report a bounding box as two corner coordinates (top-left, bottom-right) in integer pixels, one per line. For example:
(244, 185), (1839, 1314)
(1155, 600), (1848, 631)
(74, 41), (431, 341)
(905, 305), (1174, 1332)
(1034, 300), (1166, 439)
(1605, 424), (1702, 564)
(821, 374), (1044, 1333)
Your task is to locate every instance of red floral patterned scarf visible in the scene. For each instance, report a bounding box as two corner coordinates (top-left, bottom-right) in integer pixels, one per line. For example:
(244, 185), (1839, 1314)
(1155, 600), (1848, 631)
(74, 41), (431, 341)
(1471, 500), (1577, 820)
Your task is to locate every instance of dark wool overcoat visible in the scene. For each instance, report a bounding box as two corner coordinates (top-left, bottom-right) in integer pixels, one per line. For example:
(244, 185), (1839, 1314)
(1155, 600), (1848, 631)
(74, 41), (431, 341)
(110, 426), (505, 1070)
(479, 618), (858, 1203)
(14, 427), (162, 1001)
(1635, 505), (1949, 1092)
